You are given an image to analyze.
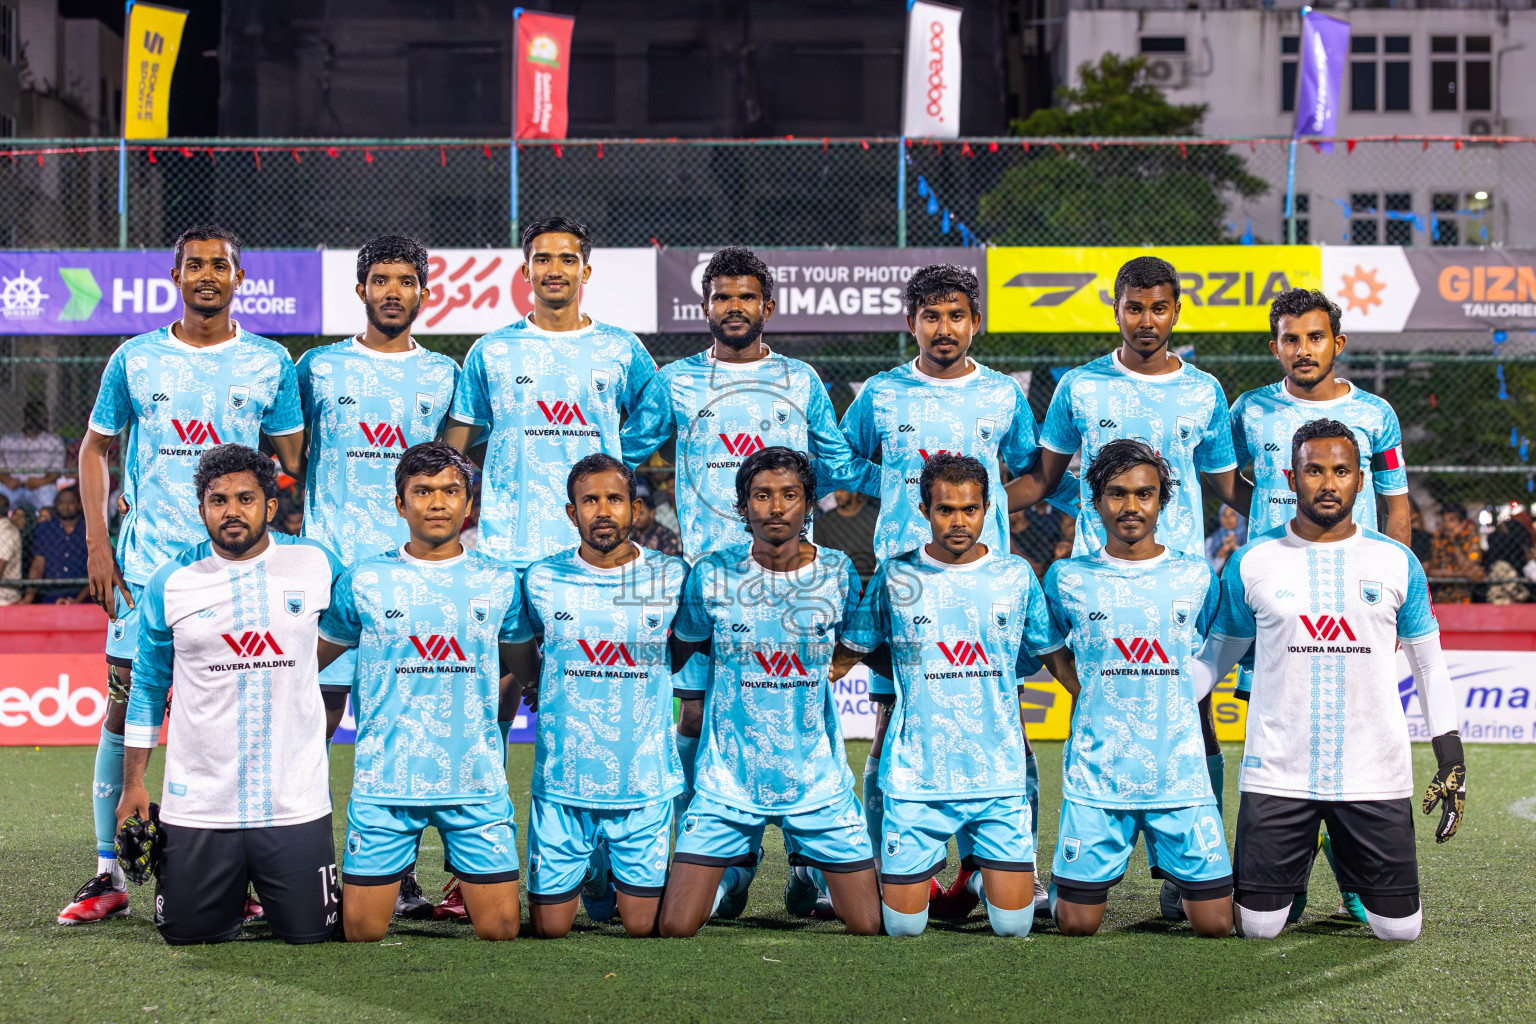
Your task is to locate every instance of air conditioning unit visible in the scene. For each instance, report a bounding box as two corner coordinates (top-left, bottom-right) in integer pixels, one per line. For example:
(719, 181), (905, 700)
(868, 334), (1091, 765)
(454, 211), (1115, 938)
(1464, 115), (1500, 137)
(1142, 57), (1189, 91)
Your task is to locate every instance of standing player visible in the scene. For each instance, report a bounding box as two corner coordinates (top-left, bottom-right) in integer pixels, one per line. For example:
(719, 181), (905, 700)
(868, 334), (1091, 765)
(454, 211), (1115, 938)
(116, 445), (342, 944)
(1196, 419), (1464, 942)
(517, 454), (689, 938)
(658, 448), (881, 937)
(318, 442), (523, 942)
(62, 226), (305, 926)
(1042, 441), (1233, 938)
(833, 454), (1075, 938)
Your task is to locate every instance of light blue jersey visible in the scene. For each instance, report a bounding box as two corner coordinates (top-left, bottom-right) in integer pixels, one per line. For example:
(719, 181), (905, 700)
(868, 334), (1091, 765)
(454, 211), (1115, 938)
(842, 546), (1062, 801)
(1044, 549), (1221, 809)
(620, 349), (870, 559)
(1041, 351), (1236, 559)
(87, 325), (303, 585)
(520, 547), (690, 808)
(1230, 380), (1407, 536)
(840, 358), (1070, 561)
(449, 317), (656, 567)
(671, 544), (863, 815)
(319, 546), (523, 805)
(296, 338), (460, 565)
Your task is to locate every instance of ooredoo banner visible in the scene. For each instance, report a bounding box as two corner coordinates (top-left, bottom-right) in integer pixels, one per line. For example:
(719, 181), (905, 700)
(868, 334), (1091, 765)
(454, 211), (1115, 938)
(0, 656), (136, 745)
(903, 1), (963, 139)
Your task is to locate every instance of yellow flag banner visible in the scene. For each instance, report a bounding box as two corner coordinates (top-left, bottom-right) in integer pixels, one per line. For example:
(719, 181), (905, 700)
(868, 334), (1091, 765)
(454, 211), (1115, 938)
(122, 2), (188, 140)
(986, 246), (1324, 333)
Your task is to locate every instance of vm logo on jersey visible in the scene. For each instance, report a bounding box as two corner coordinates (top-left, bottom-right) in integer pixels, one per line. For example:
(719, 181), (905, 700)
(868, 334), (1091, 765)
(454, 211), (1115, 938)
(579, 640), (636, 666)
(359, 423), (407, 449)
(537, 400), (587, 425)
(753, 651), (808, 676)
(937, 641), (989, 666)
(172, 420), (222, 446)
(409, 635), (468, 661)
(1300, 615), (1356, 642)
(1113, 637), (1169, 664)
(222, 631), (284, 657)
(719, 433), (765, 456)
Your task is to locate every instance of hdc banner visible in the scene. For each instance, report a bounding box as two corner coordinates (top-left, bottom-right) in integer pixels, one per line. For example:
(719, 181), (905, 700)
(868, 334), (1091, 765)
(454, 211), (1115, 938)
(902, 1), (963, 138)
(515, 11), (575, 139)
(122, 2), (188, 140)
(1295, 10), (1350, 154)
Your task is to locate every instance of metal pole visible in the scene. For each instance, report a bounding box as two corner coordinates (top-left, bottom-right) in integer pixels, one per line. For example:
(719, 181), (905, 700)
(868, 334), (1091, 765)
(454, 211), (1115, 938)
(510, 8), (522, 248)
(1284, 138), (1298, 245)
(896, 136), (907, 247)
(117, 137), (127, 249)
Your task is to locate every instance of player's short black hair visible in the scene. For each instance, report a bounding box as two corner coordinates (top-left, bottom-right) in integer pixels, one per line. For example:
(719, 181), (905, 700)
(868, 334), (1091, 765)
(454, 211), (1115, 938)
(701, 246), (773, 304)
(1269, 287), (1342, 339)
(174, 224), (243, 270)
(1113, 255), (1179, 304)
(734, 446), (817, 533)
(395, 440), (475, 499)
(1290, 417), (1361, 469)
(919, 452), (990, 509)
(1086, 439), (1175, 510)
(520, 215), (593, 263)
(356, 234), (431, 288)
(567, 452), (637, 505)
(905, 263), (981, 319)
(194, 444), (277, 502)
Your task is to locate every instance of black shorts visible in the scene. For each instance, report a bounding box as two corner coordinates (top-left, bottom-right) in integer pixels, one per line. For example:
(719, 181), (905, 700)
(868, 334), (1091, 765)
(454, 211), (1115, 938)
(1234, 793), (1419, 898)
(154, 813), (339, 945)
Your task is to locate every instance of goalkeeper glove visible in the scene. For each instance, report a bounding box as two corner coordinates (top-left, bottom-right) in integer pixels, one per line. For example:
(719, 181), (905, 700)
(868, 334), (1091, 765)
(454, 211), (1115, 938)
(1422, 732), (1466, 844)
(115, 801), (163, 885)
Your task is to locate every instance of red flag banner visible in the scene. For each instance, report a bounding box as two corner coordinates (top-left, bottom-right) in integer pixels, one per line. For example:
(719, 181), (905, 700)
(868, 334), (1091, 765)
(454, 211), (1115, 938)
(515, 11), (575, 139)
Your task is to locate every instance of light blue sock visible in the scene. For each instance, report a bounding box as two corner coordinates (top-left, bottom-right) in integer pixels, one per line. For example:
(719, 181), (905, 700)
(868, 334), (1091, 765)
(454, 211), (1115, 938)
(797, 864), (828, 892)
(861, 755), (883, 863)
(1206, 752), (1226, 820)
(882, 903), (928, 937)
(498, 719), (514, 767)
(967, 869), (985, 898)
(1047, 882), (1059, 921)
(710, 866), (750, 915)
(674, 730), (699, 834)
(984, 898), (1035, 937)
(1025, 752), (1040, 855)
(93, 727), (125, 860)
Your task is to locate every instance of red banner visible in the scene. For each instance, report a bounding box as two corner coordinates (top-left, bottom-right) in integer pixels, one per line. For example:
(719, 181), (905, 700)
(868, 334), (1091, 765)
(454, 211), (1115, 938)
(0, 655), (117, 745)
(514, 11), (575, 140)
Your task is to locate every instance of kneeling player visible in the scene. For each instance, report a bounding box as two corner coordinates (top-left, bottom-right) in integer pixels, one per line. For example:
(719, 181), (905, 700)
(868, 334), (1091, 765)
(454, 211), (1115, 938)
(318, 442), (524, 941)
(516, 454), (689, 937)
(1043, 441), (1234, 938)
(834, 454), (1075, 938)
(658, 447), (881, 937)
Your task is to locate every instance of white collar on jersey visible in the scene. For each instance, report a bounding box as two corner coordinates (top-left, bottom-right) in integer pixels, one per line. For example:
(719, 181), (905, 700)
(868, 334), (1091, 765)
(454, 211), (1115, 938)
(1284, 520), (1361, 547)
(349, 335), (420, 360)
(398, 542), (468, 567)
(918, 543), (994, 572)
(1111, 348), (1187, 382)
(577, 544), (646, 576)
(164, 319), (243, 354)
(206, 535), (274, 569)
(909, 356), (981, 387)
(706, 346), (775, 370)
(1095, 546), (1170, 570)
(1279, 378), (1356, 406)
(520, 312), (595, 338)
(751, 545), (824, 580)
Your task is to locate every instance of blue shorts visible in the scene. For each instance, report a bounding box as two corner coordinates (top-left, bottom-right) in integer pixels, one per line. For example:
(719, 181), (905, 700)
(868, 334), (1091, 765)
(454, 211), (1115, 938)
(1052, 798), (1232, 902)
(105, 580), (146, 667)
(344, 793), (519, 885)
(672, 650), (712, 702)
(674, 789), (874, 873)
(1234, 665), (1254, 701)
(527, 797), (671, 902)
(880, 794), (1034, 885)
(319, 646), (357, 693)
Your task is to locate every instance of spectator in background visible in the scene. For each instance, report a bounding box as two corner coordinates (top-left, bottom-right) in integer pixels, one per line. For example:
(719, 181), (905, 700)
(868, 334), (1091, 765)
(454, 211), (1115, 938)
(0, 506), (21, 606)
(10, 506), (34, 580)
(1206, 504), (1247, 573)
(630, 490), (682, 558)
(26, 486), (90, 604)
(1426, 504), (1484, 604)
(815, 489), (880, 582)
(278, 503), (304, 537)
(1484, 517), (1531, 604)
(1009, 501), (1061, 576)
(1408, 500), (1433, 564)
(0, 400), (67, 512)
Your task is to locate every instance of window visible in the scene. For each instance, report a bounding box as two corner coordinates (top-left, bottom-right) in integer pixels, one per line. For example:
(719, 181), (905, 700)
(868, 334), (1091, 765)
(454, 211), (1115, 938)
(1350, 35), (1377, 112)
(1429, 36), (1493, 112)
(0, 5), (14, 65)
(1281, 35), (1299, 114)
(1465, 56), (1492, 111)
(1284, 193), (1310, 245)
(1139, 36), (1187, 54)
(1432, 191), (1496, 246)
(1384, 193), (1415, 245)
(1346, 191), (1416, 246)
(1384, 36), (1411, 112)
(1349, 35), (1411, 113)
(407, 44), (505, 128)
(1350, 193), (1380, 245)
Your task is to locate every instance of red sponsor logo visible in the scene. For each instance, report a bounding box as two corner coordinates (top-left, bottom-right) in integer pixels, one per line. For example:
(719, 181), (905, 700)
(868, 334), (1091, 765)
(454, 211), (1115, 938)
(537, 400), (587, 425)
(359, 422), (407, 449)
(578, 639), (636, 666)
(936, 640), (989, 666)
(172, 419), (222, 446)
(1113, 637), (1169, 664)
(409, 634), (468, 661)
(753, 651), (808, 676)
(221, 631), (284, 657)
(718, 433), (765, 456)
(1300, 615), (1356, 642)
(918, 449), (954, 461)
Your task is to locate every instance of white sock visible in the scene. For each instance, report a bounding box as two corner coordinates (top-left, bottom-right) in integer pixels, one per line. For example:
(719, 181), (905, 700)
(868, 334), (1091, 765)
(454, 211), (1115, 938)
(967, 870), (985, 899)
(1364, 906), (1422, 941)
(97, 854), (118, 877)
(1234, 901), (1290, 939)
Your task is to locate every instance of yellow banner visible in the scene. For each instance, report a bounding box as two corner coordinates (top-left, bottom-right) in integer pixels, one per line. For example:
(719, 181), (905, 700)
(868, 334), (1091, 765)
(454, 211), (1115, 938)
(1023, 668), (1247, 744)
(122, 3), (188, 140)
(987, 246), (1324, 333)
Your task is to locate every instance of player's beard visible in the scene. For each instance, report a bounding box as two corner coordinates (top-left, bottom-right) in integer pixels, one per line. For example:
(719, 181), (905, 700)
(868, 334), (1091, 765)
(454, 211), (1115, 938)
(584, 518), (625, 553)
(708, 314), (763, 352)
(215, 515), (268, 558)
(185, 290), (232, 319)
(365, 298), (420, 339)
(1299, 492), (1351, 531)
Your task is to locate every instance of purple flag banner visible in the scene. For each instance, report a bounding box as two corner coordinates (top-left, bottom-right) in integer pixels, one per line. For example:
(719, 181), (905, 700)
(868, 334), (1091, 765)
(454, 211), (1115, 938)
(1295, 10), (1350, 154)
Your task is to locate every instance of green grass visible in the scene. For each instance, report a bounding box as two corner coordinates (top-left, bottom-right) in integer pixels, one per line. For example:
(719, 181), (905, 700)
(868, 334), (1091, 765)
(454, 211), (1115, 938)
(3, 741), (1533, 1024)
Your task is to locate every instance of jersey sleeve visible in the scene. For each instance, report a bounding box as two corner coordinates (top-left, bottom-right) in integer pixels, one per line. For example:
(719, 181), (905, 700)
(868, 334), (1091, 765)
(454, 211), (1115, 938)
(671, 560), (712, 643)
(499, 570), (528, 644)
(449, 342), (492, 427)
(124, 568), (174, 749)
(618, 370), (674, 467)
(318, 567), (362, 648)
(998, 378), (1042, 474)
(510, 570), (540, 642)
(1369, 406), (1409, 496)
(1046, 469), (1081, 516)
(1197, 565), (1223, 638)
(1194, 387), (1237, 474)
(841, 561), (889, 654)
(1021, 569), (1065, 656)
(263, 352), (305, 436)
(88, 348), (133, 436)
(1039, 374), (1081, 456)
(621, 334), (659, 418)
(808, 381), (874, 496)
(1229, 396), (1252, 471)
(1211, 545), (1257, 641)
(1396, 548), (1438, 642)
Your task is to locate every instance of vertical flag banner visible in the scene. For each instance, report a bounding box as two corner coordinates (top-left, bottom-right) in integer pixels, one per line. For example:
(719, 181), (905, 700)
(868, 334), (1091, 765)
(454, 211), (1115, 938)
(515, 10), (576, 139)
(902, 0), (963, 139)
(122, 2), (188, 140)
(1294, 9), (1349, 153)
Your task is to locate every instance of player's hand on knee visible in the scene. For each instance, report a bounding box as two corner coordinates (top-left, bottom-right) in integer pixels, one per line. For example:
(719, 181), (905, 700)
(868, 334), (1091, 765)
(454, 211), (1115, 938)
(1422, 732), (1466, 843)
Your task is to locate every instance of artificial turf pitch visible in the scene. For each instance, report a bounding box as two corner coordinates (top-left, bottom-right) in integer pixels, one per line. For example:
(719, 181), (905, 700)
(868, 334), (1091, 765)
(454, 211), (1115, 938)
(3, 741), (1533, 1024)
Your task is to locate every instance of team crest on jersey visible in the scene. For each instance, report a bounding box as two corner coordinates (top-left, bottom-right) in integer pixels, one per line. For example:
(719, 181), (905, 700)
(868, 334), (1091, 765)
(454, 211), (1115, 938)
(111, 620), (125, 642)
(992, 602), (1009, 628)
(416, 392), (434, 417)
(1176, 414), (1198, 443)
(644, 603), (665, 631)
(885, 831), (900, 857)
(284, 590), (304, 616)
(1360, 580), (1383, 605)
(591, 369), (610, 394)
(470, 598), (490, 624)
(228, 385), (250, 410)
(1063, 837), (1080, 863)
(772, 401), (791, 426)
(976, 417), (995, 442)
(1172, 599), (1191, 627)
(683, 815), (698, 835)
(347, 829), (362, 855)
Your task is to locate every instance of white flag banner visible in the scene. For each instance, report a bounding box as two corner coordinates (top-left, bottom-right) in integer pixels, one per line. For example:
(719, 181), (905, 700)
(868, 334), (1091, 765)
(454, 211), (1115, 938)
(902, 0), (963, 139)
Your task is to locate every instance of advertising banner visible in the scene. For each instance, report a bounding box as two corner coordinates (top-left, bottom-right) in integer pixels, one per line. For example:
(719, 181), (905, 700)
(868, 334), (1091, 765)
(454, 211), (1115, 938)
(0, 656), (155, 746)
(1294, 11), (1350, 153)
(0, 250), (322, 335)
(122, 2), (188, 140)
(514, 11), (575, 140)
(987, 246), (1323, 333)
(903, 1), (963, 139)
(1324, 246), (1536, 333)
(320, 247), (657, 336)
(656, 247), (982, 333)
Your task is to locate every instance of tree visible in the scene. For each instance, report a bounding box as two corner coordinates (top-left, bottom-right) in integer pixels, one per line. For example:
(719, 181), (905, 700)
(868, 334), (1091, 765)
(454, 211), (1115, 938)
(978, 54), (1268, 246)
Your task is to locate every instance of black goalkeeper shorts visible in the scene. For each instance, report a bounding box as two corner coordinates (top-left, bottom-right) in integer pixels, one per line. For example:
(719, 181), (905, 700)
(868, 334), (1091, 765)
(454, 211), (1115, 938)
(1234, 792), (1419, 898)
